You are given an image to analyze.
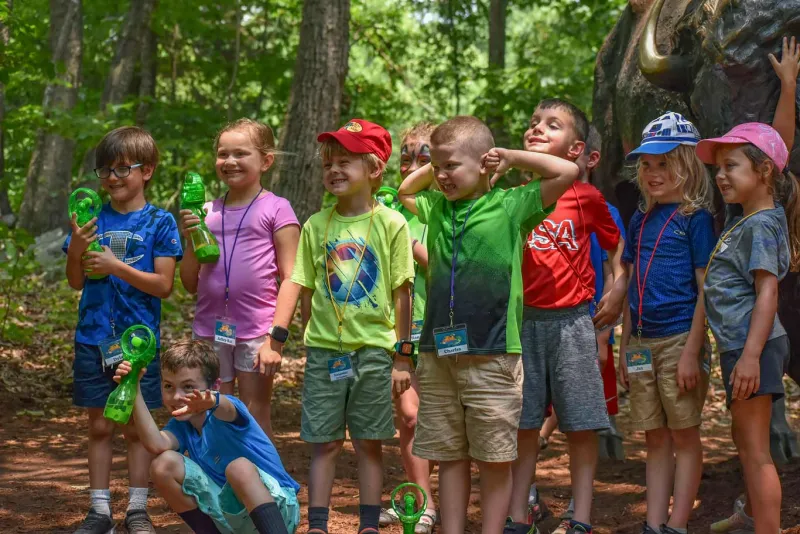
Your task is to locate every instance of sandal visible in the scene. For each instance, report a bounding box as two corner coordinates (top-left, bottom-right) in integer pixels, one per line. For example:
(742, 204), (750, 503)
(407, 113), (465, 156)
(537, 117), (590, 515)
(415, 510), (437, 534)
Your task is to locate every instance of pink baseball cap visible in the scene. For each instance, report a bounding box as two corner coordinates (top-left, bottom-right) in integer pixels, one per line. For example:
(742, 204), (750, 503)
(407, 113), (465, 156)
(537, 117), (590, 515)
(696, 122), (789, 170)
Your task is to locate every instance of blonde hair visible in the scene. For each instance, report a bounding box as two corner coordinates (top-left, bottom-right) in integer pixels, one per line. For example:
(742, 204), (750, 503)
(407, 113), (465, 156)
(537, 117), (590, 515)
(214, 118), (277, 158)
(635, 144), (713, 215)
(741, 145), (800, 271)
(400, 121), (437, 146)
(319, 139), (384, 193)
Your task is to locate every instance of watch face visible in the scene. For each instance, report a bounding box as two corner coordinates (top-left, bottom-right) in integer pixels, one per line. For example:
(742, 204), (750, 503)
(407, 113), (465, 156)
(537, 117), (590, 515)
(399, 341), (414, 355)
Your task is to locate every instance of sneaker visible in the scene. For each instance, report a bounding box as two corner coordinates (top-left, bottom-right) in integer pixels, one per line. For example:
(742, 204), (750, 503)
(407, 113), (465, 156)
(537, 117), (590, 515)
(526, 488), (551, 524)
(661, 525), (687, 534)
(74, 510), (116, 534)
(551, 520), (572, 534)
(415, 510), (437, 534)
(641, 524), (661, 534)
(565, 524), (591, 534)
(709, 511), (754, 534)
(503, 518), (540, 534)
(539, 435), (549, 451)
(379, 507), (399, 526)
(123, 510), (156, 534)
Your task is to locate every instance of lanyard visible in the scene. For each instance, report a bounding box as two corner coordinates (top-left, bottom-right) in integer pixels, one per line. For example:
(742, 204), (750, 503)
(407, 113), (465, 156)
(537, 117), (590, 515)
(449, 200), (477, 326)
(702, 208), (770, 287)
(323, 204), (376, 351)
(221, 188), (263, 316)
(635, 206), (680, 342)
(107, 204), (151, 337)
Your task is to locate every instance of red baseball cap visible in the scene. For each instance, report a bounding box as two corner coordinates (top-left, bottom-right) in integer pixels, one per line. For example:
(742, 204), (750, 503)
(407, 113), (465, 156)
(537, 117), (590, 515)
(317, 119), (392, 163)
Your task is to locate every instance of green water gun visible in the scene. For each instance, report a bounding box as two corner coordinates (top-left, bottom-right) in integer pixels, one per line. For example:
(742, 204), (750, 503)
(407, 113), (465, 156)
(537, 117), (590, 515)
(375, 186), (400, 211)
(104, 325), (157, 424)
(391, 482), (428, 534)
(68, 188), (107, 280)
(181, 172), (220, 264)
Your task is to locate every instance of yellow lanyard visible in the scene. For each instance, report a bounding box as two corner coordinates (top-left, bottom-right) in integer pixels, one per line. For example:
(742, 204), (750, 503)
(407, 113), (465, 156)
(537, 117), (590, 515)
(703, 208), (769, 287)
(323, 204), (376, 351)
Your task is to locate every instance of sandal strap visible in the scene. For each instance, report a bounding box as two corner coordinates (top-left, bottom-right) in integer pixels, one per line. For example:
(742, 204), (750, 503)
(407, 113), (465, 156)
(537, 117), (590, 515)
(419, 511), (437, 525)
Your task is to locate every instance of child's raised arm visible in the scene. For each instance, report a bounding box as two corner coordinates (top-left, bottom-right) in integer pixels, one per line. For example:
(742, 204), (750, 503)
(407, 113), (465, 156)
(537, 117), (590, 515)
(483, 148), (579, 207)
(769, 36), (800, 153)
(398, 163), (435, 215)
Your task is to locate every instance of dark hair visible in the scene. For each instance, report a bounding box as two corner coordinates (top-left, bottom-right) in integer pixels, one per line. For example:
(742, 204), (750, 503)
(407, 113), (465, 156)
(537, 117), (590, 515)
(536, 98), (589, 143)
(585, 125), (602, 155)
(96, 126), (159, 170)
(161, 340), (220, 386)
(742, 144), (800, 271)
(430, 116), (494, 158)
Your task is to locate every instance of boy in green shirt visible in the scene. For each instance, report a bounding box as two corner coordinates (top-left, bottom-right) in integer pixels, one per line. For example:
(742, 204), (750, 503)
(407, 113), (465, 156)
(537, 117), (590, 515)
(265, 119), (415, 534)
(398, 116), (579, 534)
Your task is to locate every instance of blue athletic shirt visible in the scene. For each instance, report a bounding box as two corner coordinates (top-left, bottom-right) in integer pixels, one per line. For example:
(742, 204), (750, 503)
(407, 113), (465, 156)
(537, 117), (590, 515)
(164, 395), (300, 492)
(621, 203), (715, 338)
(63, 203), (183, 347)
(590, 202), (626, 344)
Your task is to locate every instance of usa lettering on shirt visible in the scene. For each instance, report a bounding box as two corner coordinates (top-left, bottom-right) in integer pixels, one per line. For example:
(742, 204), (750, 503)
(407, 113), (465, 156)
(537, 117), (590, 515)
(527, 219), (579, 251)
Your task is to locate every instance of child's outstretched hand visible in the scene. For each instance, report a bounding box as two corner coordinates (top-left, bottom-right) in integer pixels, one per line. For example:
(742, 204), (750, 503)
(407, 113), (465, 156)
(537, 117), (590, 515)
(113, 361), (146, 383)
(171, 389), (218, 416)
(483, 148), (512, 187)
(67, 213), (98, 254)
(179, 209), (202, 239)
(769, 36), (800, 86)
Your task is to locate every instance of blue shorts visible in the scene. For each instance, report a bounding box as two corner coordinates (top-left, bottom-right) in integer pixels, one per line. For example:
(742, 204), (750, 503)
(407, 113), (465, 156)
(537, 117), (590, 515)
(181, 456), (300, 534)
(720, 335), (789, 409)
(73, 342), (162, 409)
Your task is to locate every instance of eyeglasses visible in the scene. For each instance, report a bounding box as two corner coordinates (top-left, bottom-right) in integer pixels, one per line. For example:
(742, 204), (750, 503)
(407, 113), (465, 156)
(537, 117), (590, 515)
(94, 163), (143, 179)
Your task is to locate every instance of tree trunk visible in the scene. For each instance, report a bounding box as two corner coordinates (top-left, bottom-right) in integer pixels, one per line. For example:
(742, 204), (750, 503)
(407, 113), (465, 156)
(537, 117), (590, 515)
(18, 0), (82, 235)
(79, 0), (156, 175)
(136, 26), (158, 125)
(271, 0), (350, 223)
(0, 0), (13, 223)
(486, 0), (508, 147)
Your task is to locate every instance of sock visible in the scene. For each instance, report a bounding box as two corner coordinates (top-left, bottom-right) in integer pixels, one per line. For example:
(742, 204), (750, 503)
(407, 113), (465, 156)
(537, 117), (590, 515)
(570, 520), (593, 533)
(127, 487), (148, 512)
(567, 498), (575, 513)
(358, 504), (381, 531)
(308, 506), (329, 532)
(250, 502), (288, 534)
(178, 508), (222, 534)
(528, 484), (538, 501)
(90, 489), (112, 517)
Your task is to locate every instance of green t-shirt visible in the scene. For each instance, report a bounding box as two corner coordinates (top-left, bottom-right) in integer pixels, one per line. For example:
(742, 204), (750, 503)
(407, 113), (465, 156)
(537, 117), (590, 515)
(415, 181), (552, 355)
(402, 210), (428, 343)
(291, 205), (414, 352)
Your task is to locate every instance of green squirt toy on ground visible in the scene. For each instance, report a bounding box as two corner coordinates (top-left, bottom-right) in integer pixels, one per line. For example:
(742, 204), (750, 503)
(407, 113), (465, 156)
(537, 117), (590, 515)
(181, 172), (221, 264)
(104, 325), (157, 425)
(391, 482), (428, 534)
(68, 188), (107, 280)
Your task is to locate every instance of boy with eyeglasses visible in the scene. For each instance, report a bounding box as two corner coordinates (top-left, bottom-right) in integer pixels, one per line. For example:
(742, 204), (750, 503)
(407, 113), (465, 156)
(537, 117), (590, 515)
(64, 126), (183, 534)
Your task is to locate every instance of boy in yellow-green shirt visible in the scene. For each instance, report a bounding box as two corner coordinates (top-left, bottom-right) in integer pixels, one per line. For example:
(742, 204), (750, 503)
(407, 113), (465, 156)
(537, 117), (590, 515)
(265, 119), (415, 534)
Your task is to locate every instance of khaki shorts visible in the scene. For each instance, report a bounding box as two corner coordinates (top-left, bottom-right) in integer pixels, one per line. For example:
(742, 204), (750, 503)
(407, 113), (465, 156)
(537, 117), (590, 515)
(413, 353), (523, 463)
(194, 334), (268, 383)
(627, 332), (710, 431)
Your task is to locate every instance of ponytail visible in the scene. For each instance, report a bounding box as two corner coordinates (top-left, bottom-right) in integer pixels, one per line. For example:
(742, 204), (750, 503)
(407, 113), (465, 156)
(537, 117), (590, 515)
(777, 169), (800, 271)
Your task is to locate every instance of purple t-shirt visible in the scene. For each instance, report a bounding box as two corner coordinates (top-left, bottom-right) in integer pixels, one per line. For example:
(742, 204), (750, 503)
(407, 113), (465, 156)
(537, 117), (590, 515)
(193, 192), (299, 340)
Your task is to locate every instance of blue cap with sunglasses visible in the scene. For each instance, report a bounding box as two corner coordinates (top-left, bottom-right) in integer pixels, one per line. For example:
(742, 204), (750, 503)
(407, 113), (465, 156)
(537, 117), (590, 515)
(626, 112), (701, 160)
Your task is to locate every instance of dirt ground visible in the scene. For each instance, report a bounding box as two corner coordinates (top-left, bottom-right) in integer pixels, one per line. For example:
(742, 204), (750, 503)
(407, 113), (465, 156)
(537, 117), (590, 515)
(1, 344), (799, 534)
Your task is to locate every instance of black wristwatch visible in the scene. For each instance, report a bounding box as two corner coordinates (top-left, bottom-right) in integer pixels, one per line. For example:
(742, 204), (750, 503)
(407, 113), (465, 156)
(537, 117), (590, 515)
(394, 339), (416, 356)
(268, 325), (289, 344)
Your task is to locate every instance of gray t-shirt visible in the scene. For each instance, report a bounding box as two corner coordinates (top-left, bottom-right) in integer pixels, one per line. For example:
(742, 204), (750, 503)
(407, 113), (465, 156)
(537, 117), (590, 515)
(704, 207), (789, 353)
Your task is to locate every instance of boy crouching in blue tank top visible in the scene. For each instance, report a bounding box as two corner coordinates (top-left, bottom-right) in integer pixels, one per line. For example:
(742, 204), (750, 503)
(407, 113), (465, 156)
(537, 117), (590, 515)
(115, 340), (301, 534)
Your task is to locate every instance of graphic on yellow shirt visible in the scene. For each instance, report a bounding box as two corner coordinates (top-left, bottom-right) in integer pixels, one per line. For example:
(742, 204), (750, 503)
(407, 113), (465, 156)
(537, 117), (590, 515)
(325, 235), (381, 309)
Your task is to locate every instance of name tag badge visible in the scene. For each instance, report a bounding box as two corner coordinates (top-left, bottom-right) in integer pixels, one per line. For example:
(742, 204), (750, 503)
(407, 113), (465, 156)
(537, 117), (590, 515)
(214, 317), (237, 346)
(99, 337), (124, 370)
(410, 319), (423, 342)
(625, 347), (653, 374)
(433, 324), (469, 357)
(328, 353), (355, 381)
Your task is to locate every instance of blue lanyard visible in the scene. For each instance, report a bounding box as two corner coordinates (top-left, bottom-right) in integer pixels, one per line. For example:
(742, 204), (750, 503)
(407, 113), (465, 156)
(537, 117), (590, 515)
(221, 188), (263, 315)
(107, 204), (151, 337)
(449, 200), (477, 326)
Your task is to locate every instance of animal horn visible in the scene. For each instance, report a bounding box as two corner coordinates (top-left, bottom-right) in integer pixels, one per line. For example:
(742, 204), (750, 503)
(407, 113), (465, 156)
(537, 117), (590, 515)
(638, 0), (694, 92)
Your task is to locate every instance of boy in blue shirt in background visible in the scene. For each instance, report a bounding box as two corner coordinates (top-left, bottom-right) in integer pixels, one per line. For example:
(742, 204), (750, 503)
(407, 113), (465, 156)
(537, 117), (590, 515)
(115, 339), (300, 534)
(64, 126), (182, 534)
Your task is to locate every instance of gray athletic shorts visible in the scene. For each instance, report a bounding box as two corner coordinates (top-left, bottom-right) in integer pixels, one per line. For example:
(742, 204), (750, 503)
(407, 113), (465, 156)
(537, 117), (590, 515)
(520, 304), (610, 432)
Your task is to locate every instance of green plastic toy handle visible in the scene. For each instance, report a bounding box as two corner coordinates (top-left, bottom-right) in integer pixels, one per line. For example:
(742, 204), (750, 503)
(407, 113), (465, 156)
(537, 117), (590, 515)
(390, 482), (428, 534)
(180, 172), (220, 264)
(68, 188), (107, 280)
(103, 325), (157, 424)
(375, 186), (400, 211)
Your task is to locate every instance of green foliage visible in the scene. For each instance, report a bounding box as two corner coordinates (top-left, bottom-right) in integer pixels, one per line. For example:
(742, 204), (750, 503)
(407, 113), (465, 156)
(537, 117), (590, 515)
(0, 225), (38, 342)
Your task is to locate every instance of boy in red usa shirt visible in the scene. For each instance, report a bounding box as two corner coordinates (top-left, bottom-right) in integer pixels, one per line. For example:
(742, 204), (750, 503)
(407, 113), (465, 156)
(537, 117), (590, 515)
(501, 99), (627, 534)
